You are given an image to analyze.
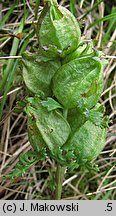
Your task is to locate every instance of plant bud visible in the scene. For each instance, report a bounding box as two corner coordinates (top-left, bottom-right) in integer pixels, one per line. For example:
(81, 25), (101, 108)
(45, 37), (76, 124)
(36, 0), (81, 58)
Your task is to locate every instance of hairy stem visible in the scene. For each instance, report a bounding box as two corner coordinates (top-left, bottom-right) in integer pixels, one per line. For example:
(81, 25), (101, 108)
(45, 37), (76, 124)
(54, 164), (65, 200)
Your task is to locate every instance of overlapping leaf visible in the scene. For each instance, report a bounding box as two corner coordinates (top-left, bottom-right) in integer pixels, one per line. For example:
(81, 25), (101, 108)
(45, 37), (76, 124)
(64, 120), (106, 162)
(25, 97), (71, 154)
(53, 56), (103, 109)
(63, 41), (94, 64)
(22, 52), (60, 97)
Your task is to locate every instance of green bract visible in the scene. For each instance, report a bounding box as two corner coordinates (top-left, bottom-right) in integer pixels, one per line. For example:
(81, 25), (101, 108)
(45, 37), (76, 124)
(63, 41), (94, 64)
(25, 97), (71, 154)
(65, 120), (106, 162)
(53, 56), (103, 109)
(67, 107), (86, 135)
(22, 52), (60, 98)
(36, 0), (81, 58)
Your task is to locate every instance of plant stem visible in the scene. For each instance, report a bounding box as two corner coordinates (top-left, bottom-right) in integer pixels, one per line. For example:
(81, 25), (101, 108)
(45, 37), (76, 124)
(54, 108), (68, 200)
(54, 164), (65, 200)
(63, 108), (68, 119)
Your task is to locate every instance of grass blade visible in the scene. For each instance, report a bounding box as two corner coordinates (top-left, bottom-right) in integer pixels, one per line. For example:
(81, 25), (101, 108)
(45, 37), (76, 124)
(79, 0), (103, 20)
(88, 12), (116, 29)
(80, 0), (85, 9)
(0, 25), (23, 93)
(103, 7), (116, 43)
(35, 0), (40, 20)
(0, 0), (28, 119)
(0, 30), (34, 119)
(69, 0), (76, 17)
(0, 1), (17, 29)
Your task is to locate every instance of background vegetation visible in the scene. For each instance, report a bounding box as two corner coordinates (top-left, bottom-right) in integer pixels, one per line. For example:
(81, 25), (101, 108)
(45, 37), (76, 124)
(0, 0), (116, 200)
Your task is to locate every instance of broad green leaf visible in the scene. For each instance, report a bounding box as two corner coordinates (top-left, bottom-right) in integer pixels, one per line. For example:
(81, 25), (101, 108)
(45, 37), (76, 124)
(53, 56), (103, 109)
(22, 52), (60, 97)
(67, 107), (86, 135)
(27, 114), (46, 152)
(65, 120), (106, 162)
(36, 0), (81, 58)
(67, 103), (108, 138)
(41, 97), (63, 111)
(26, 97), (71, 153)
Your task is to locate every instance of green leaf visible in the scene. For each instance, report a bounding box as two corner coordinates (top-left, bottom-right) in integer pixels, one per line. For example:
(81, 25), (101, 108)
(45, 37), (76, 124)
(84, 110), (108, 128)
(27, 114), (46, 152)
(22, 52), (60, 98)
(41, 97), (63, 111)
(13, 100), (26, 113)
(63, 41), (94, 64)
(83, 103), (109, 128)
(93, 102), (105, 113)
(3, 151), (44, 180)
(36, 0), (81, 58)
(65, 120), (106, 162)
(26, 97), (71, 154)
(64, 105), (108, 166)
(67, 107), (86, 135)
(53, 56), (103, 109)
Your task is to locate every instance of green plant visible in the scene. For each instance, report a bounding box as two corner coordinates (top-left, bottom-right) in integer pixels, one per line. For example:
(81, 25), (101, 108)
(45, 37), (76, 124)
(5, 0), (109, 200)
